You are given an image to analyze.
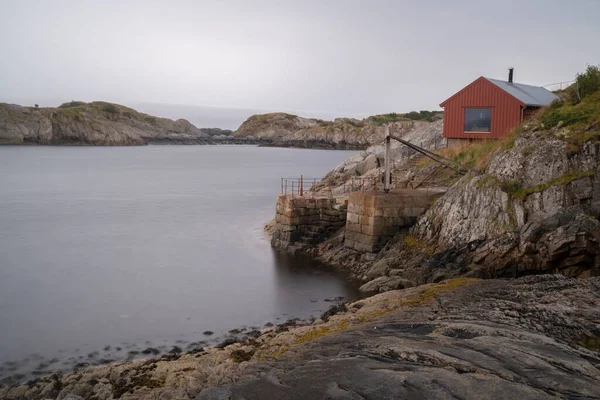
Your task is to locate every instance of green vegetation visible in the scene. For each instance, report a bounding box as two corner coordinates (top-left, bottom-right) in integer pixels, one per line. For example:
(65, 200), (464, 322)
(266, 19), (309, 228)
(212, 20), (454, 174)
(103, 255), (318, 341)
(541, 89), (600, 153)
(59, 101), (87, 108)
(250, 112), (297, 121)
(479, 171), (594, 201)
(365, 110), (442, 126)
(512, 171), (595, 200)
(230, 349), (255, 363)
(417, 278), (480, 304)
(576, 64), (600, 100)
(97, 102), (120, 114)
(498, 179), (524, 199)
(403, 110), (443, 122)
(365, 113), (405, 126)
(294, 326), (332, 344)
(402, 235), (435, 256)
(579, 334), (600, 352)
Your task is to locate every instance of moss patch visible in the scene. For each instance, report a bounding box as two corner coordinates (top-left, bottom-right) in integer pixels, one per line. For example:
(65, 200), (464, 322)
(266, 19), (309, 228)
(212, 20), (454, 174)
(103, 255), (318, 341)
(514, 171), (594, 200)
(294, 326), (332, 344)
(579, 334), (600, 352)
(230, 349), (255, 363)
(402, 235), (435, 256)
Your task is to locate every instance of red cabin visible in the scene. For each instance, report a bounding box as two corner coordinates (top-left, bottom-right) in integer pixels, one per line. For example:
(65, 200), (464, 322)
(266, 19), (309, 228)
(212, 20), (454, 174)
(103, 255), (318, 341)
(440, 69), (558, 143)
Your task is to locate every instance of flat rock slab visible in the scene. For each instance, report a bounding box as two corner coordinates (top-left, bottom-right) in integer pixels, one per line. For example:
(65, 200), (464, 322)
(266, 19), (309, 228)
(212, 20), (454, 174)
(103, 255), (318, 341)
(199, 276), (600, 400)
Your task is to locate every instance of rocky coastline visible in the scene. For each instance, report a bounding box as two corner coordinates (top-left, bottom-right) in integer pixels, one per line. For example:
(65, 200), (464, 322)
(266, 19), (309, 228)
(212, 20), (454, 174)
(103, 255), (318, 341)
(0, 101), (249, 147)
(1, 275), (598, 399)
(0, 102), (442, 150)
(2, 91), (600, 398)
(232, 111), (443, 150)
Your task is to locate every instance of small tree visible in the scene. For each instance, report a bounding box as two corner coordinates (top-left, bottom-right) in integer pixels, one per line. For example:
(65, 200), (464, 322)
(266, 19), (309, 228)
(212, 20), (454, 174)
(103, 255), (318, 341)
(34, 104), (39, 108)
(576, 64), (600, 100)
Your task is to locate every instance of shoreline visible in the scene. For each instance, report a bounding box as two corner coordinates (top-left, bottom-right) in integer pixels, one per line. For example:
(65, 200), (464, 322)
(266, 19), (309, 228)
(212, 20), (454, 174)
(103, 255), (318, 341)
(0, 141), (367, 150)
(2, 275), (599, 399)
(0, 221), (361, 389)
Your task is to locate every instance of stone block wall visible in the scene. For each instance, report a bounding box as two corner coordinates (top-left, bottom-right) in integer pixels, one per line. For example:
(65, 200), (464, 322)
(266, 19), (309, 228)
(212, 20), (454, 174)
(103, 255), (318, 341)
(345, 191), (443, 253)
(272, 195), (348, 252)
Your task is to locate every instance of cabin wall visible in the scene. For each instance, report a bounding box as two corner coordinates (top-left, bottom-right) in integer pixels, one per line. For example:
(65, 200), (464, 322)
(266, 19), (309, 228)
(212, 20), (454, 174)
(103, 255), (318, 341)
(442, 78), (524, 139)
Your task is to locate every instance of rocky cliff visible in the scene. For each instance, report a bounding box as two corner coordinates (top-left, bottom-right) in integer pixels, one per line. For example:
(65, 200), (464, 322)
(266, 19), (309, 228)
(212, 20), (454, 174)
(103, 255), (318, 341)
(0, 102), (240, 146)
(233, 111), (443, 149)
(314, 90), (600, 293)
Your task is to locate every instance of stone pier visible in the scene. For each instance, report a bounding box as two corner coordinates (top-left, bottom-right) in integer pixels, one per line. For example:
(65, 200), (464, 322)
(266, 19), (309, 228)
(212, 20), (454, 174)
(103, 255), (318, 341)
(272, 195), (348, 252)
(345, 190), (444, 253)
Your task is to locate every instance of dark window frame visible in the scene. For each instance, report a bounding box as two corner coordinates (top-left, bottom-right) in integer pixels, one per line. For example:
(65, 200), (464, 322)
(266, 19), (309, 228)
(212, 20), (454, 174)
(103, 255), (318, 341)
(463, 107), (492, 134)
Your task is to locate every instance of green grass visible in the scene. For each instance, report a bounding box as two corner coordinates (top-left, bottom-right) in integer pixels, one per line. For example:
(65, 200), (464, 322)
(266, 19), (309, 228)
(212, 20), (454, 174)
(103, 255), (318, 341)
(479, 171), (595, 201)
(513, 171), (595, 200)
(250, 112), (297, 121)
(365, 113), (405, 126)
(402, 235), (435, 256)
(540, 90), (600, 153)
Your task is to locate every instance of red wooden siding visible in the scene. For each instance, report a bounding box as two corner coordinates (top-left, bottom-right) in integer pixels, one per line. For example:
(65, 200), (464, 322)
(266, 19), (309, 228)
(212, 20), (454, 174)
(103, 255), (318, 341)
(440, 77), (525, 139)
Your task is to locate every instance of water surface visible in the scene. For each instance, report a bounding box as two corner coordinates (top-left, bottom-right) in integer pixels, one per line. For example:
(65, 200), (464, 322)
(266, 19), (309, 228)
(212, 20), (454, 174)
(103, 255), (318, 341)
(0, 145), (359, 382)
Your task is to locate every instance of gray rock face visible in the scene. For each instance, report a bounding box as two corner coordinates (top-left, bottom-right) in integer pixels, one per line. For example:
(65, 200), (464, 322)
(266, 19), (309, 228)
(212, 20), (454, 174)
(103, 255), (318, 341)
(413, 130), (600, 278)
(315, 120), (446, 194)
(355, 154), (379, 175)
(312, 122), (599, 293)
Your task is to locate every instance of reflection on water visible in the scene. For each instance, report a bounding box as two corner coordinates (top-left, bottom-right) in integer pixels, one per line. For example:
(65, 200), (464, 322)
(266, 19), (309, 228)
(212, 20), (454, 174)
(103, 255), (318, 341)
(0, 145), (360, 384)
(271, 251), (363, 317)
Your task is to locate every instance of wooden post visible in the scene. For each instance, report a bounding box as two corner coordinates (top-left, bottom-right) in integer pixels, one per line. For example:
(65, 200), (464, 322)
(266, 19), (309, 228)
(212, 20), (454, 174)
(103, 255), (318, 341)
(281, 177), (283, 194)
(384, 127), (391, 193)
(300, 175), (303, 197)
(291, 181), (294, 198)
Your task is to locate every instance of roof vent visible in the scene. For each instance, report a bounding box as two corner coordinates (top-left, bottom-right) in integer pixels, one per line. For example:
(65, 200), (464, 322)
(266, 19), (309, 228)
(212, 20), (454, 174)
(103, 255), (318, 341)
(508, 67), (514, 84)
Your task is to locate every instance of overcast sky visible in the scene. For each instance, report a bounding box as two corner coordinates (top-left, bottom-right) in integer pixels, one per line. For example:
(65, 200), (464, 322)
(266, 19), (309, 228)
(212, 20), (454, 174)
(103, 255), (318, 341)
(1, 0), (598, 123)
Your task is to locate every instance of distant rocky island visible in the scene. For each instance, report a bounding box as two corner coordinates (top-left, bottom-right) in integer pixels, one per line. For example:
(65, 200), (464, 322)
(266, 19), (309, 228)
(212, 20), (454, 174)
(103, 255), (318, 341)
(0, 101), (239, 146)
(0, 101), (442, 149)
(233, 110), (442, 149)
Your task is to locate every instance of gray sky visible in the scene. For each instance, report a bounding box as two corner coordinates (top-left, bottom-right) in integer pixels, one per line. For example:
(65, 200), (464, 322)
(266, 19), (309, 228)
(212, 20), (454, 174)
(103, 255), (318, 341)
(1, 0), (598, 125)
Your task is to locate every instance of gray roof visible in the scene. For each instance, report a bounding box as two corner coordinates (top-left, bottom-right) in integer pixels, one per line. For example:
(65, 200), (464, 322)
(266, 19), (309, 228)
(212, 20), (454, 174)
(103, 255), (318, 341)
(485, 78), (559, 107)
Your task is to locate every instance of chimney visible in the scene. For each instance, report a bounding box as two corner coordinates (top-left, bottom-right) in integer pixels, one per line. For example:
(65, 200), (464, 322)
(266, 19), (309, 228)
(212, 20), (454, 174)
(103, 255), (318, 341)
(508, 67), (514, 83)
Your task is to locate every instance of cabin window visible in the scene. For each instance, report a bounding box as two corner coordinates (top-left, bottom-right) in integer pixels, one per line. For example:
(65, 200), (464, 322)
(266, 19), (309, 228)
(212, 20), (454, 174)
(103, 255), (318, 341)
(464, 108), (492, 133)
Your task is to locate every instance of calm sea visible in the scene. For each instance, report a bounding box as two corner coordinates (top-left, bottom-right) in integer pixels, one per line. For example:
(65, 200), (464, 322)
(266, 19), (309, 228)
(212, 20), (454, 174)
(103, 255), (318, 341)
(0, 145), (359, 382)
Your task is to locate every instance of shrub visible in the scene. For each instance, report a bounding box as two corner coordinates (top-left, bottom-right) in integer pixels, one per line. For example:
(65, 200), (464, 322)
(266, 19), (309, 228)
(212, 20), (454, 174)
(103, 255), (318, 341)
(576, 64), (600, 100)
(101, 103), (119, 114)
(403, 110), (443, 122)
(366, 113), (405, 126)
(59, 101), (86, 108)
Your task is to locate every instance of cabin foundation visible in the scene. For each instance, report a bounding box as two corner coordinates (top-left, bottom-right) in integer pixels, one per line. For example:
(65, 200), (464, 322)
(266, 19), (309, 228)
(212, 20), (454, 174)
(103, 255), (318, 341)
(272, 195), (348, 252)
(344, 190), (443, 253)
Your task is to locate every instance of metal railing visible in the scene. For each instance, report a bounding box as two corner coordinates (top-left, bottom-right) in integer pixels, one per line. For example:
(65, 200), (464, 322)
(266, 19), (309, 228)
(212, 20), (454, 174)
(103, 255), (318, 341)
(280, 176), (322, 196)
(280, 175), (406, 196)
(542, 80), (575, 92)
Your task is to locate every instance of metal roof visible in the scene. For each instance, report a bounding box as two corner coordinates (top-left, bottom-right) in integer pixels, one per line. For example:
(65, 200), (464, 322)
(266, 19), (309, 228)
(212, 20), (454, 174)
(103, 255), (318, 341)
(485, 78), (559, 107)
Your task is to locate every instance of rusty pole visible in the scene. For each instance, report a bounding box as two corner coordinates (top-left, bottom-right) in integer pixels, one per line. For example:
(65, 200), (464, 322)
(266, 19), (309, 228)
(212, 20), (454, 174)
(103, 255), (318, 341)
(300, 175), (303, 196)
(384, 128), (391, 193)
